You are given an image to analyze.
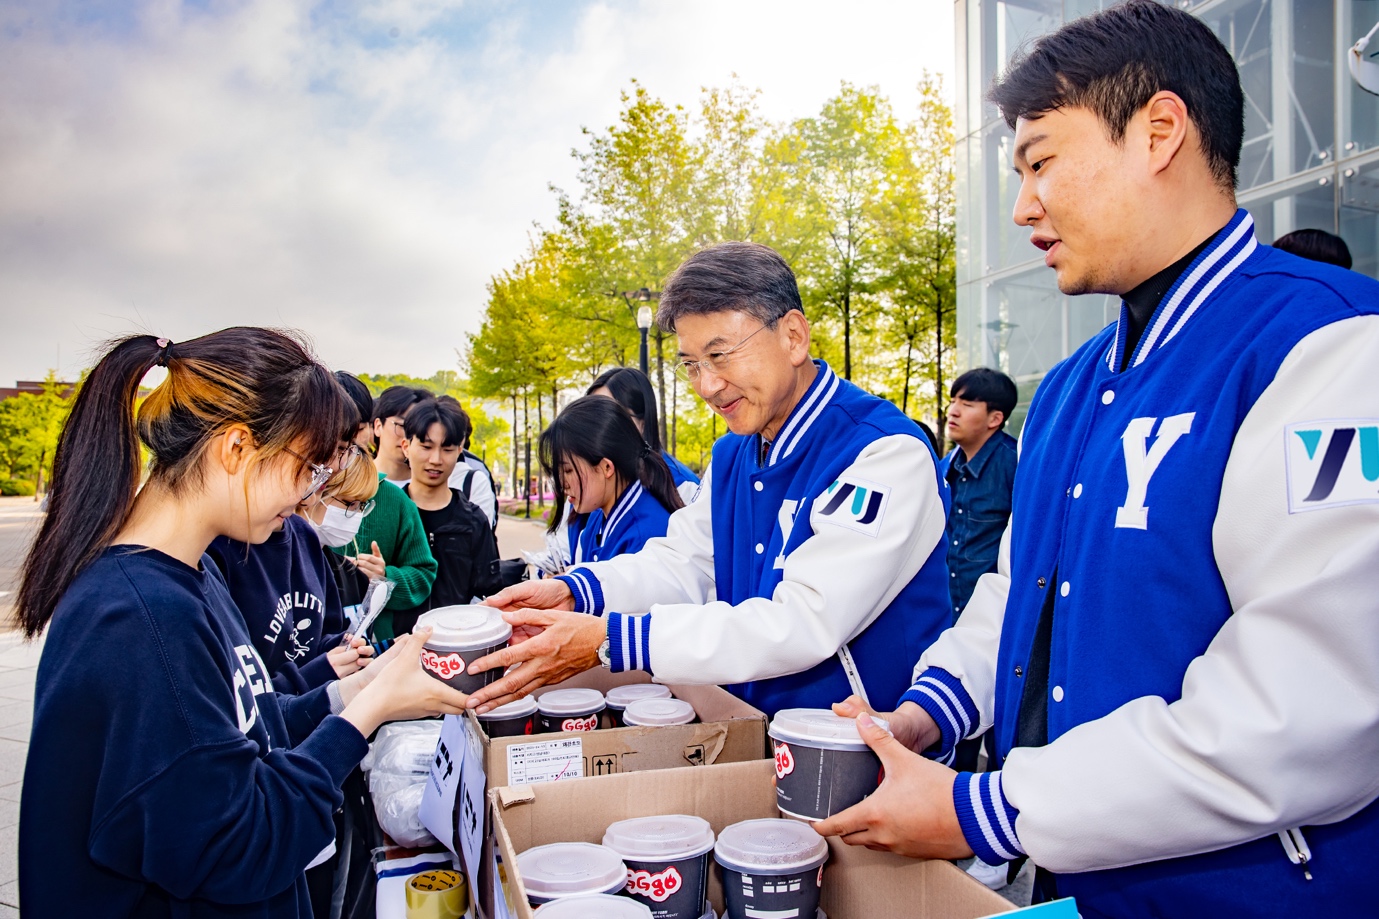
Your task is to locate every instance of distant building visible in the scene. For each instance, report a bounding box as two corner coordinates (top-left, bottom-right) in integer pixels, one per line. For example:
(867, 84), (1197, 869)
(0, 381), (77, 401)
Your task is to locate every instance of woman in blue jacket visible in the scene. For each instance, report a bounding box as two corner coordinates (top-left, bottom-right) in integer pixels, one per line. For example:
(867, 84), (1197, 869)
(15, 329), (472, 919)
(588, 366), (700, 502)
(543, 396), (684, 567)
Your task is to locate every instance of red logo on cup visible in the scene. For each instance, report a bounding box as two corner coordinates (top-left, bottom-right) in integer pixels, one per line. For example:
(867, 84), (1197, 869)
(561, 714), (599, 732)
(627, 865), (683, 902)
(420, 649), (466, 680)
(774, 741), (795, 779)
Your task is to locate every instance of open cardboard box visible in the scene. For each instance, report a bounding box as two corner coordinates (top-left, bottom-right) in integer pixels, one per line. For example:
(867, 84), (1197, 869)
(491, 759), (1013, 919)
(468, 669), (768, 787)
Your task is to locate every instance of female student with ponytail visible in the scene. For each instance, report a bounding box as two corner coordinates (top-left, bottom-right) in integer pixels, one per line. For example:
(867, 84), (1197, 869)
(588, 366), (700, 502)
(17, 329), (473, 919)
(542, 395), (684, 567)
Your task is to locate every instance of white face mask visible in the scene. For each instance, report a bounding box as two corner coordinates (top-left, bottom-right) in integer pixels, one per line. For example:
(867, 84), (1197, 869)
(313, 503), (363, 548)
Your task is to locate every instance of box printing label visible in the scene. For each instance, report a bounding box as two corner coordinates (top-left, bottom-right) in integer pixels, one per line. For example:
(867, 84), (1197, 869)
(505, 737), (584, 785)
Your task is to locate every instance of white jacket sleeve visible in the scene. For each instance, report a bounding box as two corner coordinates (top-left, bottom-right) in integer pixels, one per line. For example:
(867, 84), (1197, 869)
(1003, 314), (1379, 873)
(635, 433), (945, 685)
(558, 463), (718, 613)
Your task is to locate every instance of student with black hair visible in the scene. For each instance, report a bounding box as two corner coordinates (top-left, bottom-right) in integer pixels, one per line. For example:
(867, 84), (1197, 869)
(16, 328), (473, 918)
(371, 384), (431, 482)
(335, 371), (376, 451)
(1273, 228), (1353, 270)
(394, 398), (501, 634)
(543, 395), (684, 568)
(589, 366), (700, 501)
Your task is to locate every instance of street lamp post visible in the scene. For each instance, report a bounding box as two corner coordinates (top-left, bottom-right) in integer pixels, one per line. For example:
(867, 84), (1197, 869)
(636, 302), (653, 376)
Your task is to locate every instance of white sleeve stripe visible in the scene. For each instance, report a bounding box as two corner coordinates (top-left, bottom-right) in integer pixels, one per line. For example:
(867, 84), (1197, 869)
(921, 676), (973, 736)
(990, 773), (1022, 853)
(970, 774), (1020, 861)
(914, 684), (963, 742)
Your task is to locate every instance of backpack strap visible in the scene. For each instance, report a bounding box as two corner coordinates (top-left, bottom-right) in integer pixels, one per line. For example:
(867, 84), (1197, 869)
(459, 469), (476, 499)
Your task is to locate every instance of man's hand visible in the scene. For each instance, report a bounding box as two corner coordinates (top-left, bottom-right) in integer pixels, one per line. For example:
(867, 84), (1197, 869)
(351, 541), (386, 580)
(832, 697), (942, 755)
(812, 713), (972, 860)
(484, 579), (575, 614)
(464, 609), (605, 712)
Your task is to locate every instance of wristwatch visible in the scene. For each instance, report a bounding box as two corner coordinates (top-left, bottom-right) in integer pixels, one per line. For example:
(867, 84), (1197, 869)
(597, 638), (612, 670)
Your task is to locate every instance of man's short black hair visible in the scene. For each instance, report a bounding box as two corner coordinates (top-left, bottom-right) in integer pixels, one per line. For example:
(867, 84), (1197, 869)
(404, 397), (470, 448)
(372, 385), (431, 424)
(657, 241), (804, 333)
(951, 368), (1018, 426)
(989, 0), (1244, 193)
(1273, 229), (1353, 270)
(334, 371), (373, 437)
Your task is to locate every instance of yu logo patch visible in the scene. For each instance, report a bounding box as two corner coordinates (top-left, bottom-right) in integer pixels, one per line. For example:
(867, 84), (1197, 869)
(1286, 421), (1379, 512)
(817, 477), (889, 537)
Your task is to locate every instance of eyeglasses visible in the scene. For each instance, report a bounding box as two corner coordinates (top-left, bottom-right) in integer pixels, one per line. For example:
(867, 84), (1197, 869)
(283, 448), (334, 501)
(336, 443), (365, 471)
(341, 498), (375, 519)
(674, 323), (770, 382)
(389, 419), (407, 437)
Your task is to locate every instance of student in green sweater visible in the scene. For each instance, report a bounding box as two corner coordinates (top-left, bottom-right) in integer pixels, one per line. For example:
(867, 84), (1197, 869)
(330, 471), (437, 639)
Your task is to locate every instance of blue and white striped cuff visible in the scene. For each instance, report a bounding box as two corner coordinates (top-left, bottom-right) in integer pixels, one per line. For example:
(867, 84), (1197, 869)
(556, 568), (605, 615)
(606, 613), (653, 674)
(899, 667), (979, 760)
(953, 771), (1024, 864)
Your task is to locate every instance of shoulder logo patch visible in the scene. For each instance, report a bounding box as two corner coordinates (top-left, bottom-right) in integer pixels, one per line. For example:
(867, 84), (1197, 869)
(816, 476), (889, 537)
(1285, 420), (1379, 513)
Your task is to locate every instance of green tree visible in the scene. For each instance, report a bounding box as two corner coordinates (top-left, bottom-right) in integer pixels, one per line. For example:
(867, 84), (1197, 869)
(0, 372), (73, 496)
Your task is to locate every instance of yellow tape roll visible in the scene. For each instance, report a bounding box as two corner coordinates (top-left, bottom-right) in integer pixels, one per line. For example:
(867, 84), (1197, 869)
(405, 869), (469, 919)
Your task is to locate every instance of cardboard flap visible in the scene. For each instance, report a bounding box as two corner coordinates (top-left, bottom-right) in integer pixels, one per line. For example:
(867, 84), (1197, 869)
(495, 785), (535, 809)
(691, 722), (729, 765)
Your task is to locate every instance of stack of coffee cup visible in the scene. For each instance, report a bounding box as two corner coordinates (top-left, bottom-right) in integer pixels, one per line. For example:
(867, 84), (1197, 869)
(604, 683), (674, 727)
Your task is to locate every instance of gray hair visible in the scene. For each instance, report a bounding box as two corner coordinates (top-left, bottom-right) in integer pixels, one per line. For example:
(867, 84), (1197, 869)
(656, 241), (803, 333)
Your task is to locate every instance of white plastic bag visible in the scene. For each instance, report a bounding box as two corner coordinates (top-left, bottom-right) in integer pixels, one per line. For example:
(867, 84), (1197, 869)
(366, 720), (443, 848)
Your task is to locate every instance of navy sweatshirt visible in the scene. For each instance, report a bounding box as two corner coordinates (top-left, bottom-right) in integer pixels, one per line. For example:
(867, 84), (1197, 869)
(207, 515), (346, 694)
(20, 546), (370, 919)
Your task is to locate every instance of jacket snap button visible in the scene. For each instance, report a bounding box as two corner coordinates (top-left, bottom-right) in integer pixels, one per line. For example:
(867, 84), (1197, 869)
(1014, 665), (1023, 677)
(1037, 577), (1046, 588)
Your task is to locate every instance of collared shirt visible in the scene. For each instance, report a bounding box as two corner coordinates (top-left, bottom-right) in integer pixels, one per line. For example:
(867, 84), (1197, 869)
(939, 430), (1017, 618)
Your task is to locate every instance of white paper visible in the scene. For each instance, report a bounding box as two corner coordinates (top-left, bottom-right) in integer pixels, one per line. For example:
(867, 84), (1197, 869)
(456, 716), (487, 885)
(490, 849), (515, 919)
(418, 714), (467, 855)
(505, 737), (584, 786)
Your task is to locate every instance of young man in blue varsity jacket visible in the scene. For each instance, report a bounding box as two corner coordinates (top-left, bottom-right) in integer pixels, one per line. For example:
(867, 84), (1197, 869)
(465, 241), (954, 720)
(810, 3), (1379, 916)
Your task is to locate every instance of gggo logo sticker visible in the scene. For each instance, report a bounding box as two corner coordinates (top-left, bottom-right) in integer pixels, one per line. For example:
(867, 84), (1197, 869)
(627, 865), (683, 902)
(420, 650), (466, 680)
(561, 714), (599, 732)
(774, 741), (795, 779)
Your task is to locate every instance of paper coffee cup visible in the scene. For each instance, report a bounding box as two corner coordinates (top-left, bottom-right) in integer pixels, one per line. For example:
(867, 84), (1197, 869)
(622, 698), (696, 728)
(416, 605), (513, 695)
(714, 819), (827, 919)
(768, 708), (882, 820)
(476, 696), (537, 738)
(535, 688), (606, 733)
(533, 894), (653, 917)
(517, 842), (627, 906)
(604, 683), (673, 726)
(603, 814), (715, 919)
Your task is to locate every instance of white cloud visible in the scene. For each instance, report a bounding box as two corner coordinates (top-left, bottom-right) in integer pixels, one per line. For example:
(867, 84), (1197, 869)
(0, 0), (953, 382)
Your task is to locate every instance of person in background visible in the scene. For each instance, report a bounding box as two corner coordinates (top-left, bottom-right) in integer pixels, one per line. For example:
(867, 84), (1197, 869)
(455, 425), (499, 529)
(336, 371), (376, 451)
(1272, 228), (1353, 269)
(206, 442), (379, 695)
(370, 385), (430, 483)
(588, 366), (700, 502)
(395, 398), (501, 632)
(16, 329), (471, 918)
(543, 395), (684, 567)
(936, 367), (1019, 887)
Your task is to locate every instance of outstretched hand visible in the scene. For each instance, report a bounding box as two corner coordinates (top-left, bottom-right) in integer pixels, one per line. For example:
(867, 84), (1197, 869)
(463, 608), (606, 712)
(484, 579), (576, 613)
(811, 713), (971, 860)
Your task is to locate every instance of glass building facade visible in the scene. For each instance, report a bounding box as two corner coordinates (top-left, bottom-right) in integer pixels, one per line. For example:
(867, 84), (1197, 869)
(955, 0), (1379, 429)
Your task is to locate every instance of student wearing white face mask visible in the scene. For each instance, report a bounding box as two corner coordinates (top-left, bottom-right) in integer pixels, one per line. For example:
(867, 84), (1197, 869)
(207, 442), (380, 694)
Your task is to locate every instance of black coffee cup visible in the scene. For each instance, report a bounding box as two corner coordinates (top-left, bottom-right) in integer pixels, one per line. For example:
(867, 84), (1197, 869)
(714, 819), (827, 919)
(476, 696), (536, 738)
(416, 605), (512, 695)
(535, 688), (606, 733)
(768, 708), (882, 821)
(517, 842), (627, 906)
(603, 814), (715, 919)
(604, 683), (673, 727)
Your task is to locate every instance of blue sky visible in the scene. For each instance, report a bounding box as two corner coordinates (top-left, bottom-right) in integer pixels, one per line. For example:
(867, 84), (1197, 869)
(0, 0), (954, 382)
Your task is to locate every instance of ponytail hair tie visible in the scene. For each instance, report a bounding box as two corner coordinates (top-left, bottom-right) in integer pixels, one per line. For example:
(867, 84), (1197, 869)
(155, 338), (175, 367)
(639, 442), (653, 459)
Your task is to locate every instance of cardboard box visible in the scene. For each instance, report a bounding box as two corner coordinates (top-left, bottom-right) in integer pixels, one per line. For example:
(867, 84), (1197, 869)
(468, 669), (768, 787)
(491, 759), (1013, 919)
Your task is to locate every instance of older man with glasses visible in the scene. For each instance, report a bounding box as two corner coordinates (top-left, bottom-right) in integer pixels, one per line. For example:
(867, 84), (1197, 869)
(466, 241), (953, 720)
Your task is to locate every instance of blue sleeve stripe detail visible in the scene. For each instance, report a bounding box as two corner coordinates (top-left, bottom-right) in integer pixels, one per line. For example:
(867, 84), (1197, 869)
(555, 569), (605, 615)
(606, 613), (653, 674)
(554, 574), (587, 612)
(953, 771), (1024, 864)
(920, 668), (979, 735)
(898, 667), (980, 758)
(902, 684), (962, 752)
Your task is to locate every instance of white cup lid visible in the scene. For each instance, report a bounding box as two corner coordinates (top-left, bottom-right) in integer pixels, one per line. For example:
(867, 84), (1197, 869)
(602, 814), (715, 860)
(768, 708), (870, 751)
(533, 894), (652, 918)
(605, 683), (674, 708)
(622, 698), (696, 727)
(476, 696), (537, 720)
(417, 605), (513, 649)
(517, 843), (627, 898)
(713, 819), (828, 874)
(536, 688), (607, 716)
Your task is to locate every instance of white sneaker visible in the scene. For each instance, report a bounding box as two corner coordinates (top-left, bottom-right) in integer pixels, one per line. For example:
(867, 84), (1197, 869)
(965, 856), (1010, 890)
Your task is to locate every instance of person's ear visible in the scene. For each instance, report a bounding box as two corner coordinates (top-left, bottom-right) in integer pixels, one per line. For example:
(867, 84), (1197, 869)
(599, 458), (616, 481)
(373, 418), (384, 439)
(988, 410), (1005, 432)
(217, 424), (255, 476)
(1142, 91), (1190, 178)
(781, 310), (812, 366)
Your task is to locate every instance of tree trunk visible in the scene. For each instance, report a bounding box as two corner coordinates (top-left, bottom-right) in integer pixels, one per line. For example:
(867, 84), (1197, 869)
(535, 393), (545, 507)
(901, 342), (913, 415)
(934, 293), (947, 455)
(842, 288), (852, 380)
(654, 329), (668, 449)
(511, 394), (519, 498)
(670, 371), (678, 454)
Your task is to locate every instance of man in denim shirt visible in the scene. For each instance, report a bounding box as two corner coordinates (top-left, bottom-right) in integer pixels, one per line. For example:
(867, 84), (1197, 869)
(940, 368), (1019, 620)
